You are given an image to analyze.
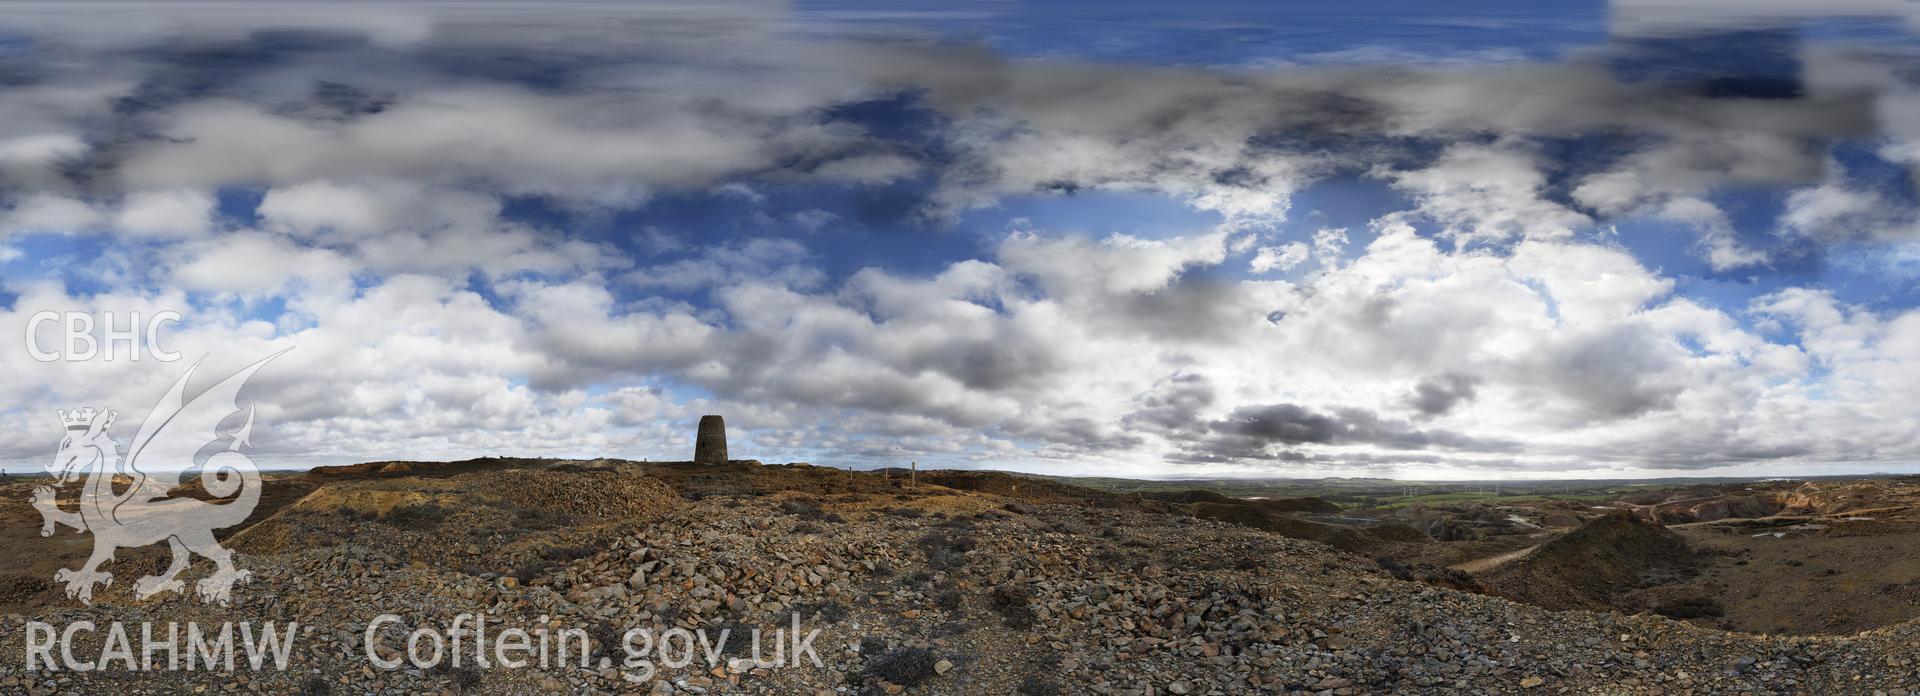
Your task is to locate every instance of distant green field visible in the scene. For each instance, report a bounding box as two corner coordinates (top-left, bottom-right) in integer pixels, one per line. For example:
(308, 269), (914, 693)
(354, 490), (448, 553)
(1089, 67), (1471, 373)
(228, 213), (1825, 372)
(1371, 491), (1618, 509)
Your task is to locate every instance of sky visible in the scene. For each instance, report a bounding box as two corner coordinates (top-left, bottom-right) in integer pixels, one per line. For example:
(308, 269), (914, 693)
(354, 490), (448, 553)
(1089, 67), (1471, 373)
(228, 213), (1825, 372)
(1, 0), (1919, 480)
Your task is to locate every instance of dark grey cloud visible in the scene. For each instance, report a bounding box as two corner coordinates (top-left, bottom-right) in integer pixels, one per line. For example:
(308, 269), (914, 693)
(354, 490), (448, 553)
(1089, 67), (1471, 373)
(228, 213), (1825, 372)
(1407, 373), (1480, 417)
(1114, 273), (1265, 344)
(1123, 372), (1519, 464)
(1207, 403), (1507, 452)
(999, 416), (1146, 455)
(1122, 373), (1215, 433)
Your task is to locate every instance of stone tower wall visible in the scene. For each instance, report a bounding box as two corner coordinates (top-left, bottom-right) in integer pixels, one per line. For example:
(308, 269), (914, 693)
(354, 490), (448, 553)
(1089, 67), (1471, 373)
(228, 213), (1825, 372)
(694, 415), (728, 464)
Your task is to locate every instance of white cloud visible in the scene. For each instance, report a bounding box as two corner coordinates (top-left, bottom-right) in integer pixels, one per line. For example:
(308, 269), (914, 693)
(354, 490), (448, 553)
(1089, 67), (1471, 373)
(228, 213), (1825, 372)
(1658, 197), (1769, 270)
(1781, 180), (1915, 242)
(1249, 243), (1308, 273)
(1383, 142), (1590, 245)
(0, 133), (89, 167)
(2, 194), (105, 235)
(116, 190), (217, 238)
(170, 233), (354, 296)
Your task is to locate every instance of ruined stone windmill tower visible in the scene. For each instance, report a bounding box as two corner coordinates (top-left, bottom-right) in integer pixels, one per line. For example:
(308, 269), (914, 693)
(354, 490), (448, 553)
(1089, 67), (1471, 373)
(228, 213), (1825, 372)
(694, 415), (728, 464)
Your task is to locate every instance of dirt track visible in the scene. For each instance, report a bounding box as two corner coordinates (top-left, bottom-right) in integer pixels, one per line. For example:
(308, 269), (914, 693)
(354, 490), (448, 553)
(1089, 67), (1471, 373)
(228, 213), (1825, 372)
(1448, 543), (1538, 574)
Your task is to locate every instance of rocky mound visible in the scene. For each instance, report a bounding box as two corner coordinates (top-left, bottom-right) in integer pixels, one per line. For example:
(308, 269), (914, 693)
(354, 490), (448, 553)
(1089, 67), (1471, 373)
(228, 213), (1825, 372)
(925, 475), (1405, 551)
(1479, 512), (1696, 611)
(303, 456), (553, 480)
(1186, 502), (1428, 552)
(1641, 494), (1786, 524)
(644, 460), (927, 499)
(1381, 502), (1554, 541)
(230, 465), (680, 569)
(1257, 496), (1343, 514)
(1774, 479), (1920, 515)
(919, 471), (1166, 511)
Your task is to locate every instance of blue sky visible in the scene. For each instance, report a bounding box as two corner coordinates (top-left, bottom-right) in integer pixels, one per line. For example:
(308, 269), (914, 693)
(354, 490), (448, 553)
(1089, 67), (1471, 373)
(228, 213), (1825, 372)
(1, 1), (1918, 479)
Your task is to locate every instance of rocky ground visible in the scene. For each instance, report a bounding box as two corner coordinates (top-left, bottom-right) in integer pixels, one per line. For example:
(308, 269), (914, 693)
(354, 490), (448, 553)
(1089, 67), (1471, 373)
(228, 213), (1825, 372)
(0, 460), (1916, 694)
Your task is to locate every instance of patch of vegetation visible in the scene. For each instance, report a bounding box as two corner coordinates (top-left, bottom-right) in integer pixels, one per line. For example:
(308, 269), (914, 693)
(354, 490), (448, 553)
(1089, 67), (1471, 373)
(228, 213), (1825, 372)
(301, 676), (332, 696)
(1048, 520), (1087, 535)
(798, 600), (848, 624)
(382, 502), (448, 530)
(509, 562), (554, 584)
(1017, 677), (1064, 696)
(918, 531), (977, 570)
(865, 647), (940, 687)
(708, 619), (759, 658)
(509, 544), (599, 584)
(781, 498), (823, 517)
(991, 585), (1037, 629)
(1654, 597), (1725, 619)
(0, 573), (51, 602)
(431, 660), (484, 691)
(1092, 547), (1130, 566)
(933, 581), (964, 613)
(543, 544), (597, 562)
(514, 507), (575, 530)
